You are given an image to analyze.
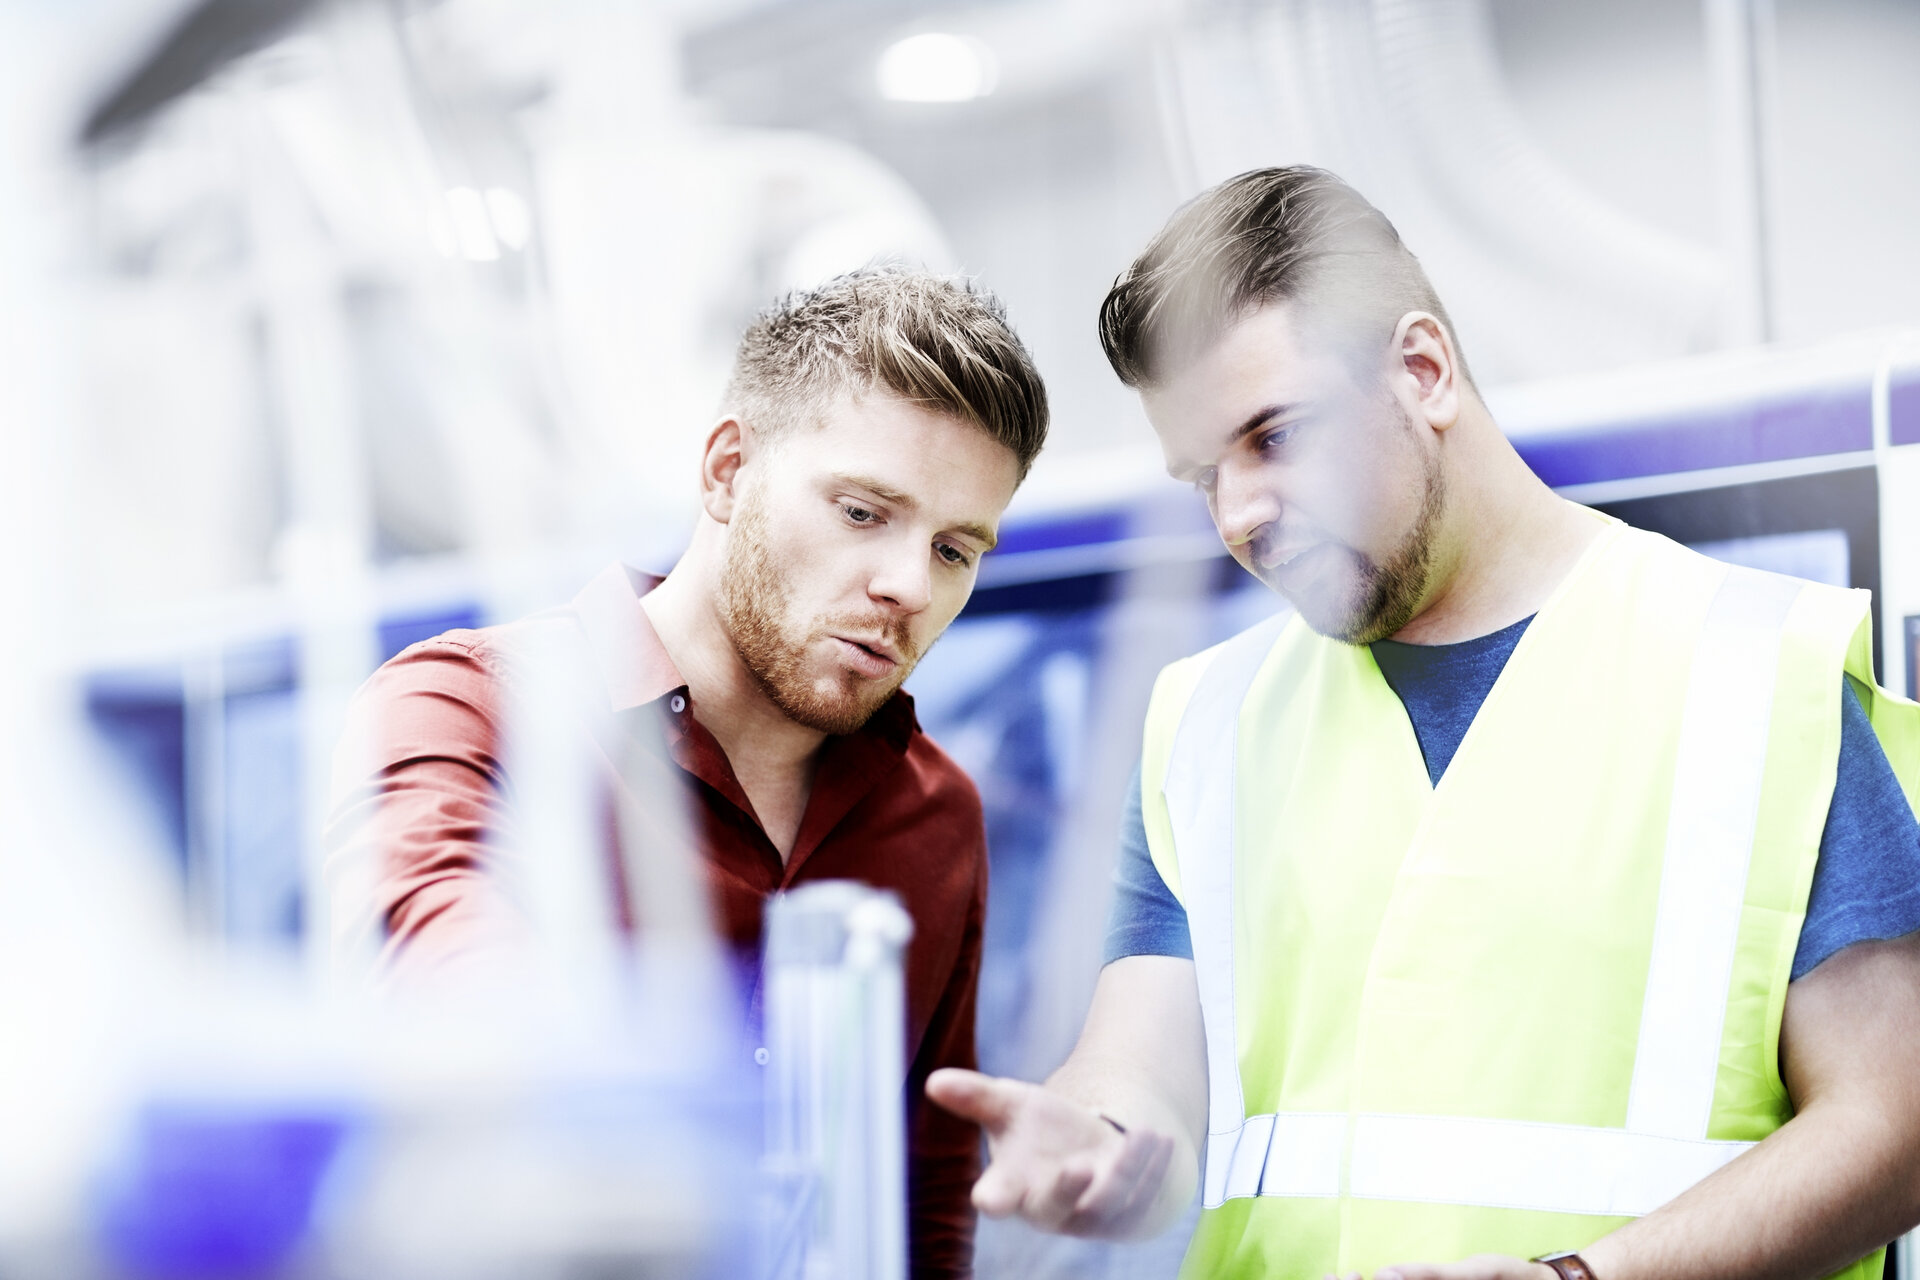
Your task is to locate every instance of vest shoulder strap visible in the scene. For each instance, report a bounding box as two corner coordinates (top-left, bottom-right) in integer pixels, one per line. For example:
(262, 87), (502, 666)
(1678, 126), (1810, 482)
(1140, 612), (1292, 904)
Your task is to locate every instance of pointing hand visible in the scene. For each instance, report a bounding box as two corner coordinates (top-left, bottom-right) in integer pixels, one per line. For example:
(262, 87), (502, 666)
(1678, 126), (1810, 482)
(925, 1067), (1175, 1239)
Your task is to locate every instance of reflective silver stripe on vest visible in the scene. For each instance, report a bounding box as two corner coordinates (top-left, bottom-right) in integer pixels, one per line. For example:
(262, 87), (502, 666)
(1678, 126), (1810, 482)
(1164, 566), (1804, 1213)
(1209, 1112), (1346, 1199)
(1162, 612), (1290, 1208)
(1627, 567), (1805, 1138)
(1350, 1113), (1751, 1216)
(1205, 1111), (1753, 1214)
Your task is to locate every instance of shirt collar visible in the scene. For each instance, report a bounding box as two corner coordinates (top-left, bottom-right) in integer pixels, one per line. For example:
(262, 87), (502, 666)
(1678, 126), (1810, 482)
(571, 562), (685, 711)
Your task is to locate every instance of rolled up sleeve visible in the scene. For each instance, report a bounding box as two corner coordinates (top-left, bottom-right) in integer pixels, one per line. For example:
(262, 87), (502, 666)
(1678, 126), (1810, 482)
(324, 637), (530, 981)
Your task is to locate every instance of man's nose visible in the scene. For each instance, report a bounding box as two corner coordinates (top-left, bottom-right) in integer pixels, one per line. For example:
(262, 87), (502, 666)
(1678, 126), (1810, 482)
(1213, 462), (1284, 551)
(868, 537), (933, 615)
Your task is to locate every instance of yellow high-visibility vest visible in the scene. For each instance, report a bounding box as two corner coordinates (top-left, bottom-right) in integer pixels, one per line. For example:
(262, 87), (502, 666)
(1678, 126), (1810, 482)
(1139, 517), (1920, 1280)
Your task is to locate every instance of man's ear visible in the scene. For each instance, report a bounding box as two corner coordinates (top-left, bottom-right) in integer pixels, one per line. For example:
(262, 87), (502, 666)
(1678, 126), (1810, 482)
(700, 416), (749, 523)
(1391, 312), (1462, 434)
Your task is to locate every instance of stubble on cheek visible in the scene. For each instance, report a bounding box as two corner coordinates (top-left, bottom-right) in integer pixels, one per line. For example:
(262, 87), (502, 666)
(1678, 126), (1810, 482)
(717, 500), (919, 735)
(1260, 417), (1445, 645)
(1334, 451), (1445, 644)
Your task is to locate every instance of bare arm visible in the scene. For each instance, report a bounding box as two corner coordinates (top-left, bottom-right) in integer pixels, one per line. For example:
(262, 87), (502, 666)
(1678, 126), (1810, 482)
(1584, 931), (1920, 1278)
(1376, 932), (1920, 1280)
(925, 954), (1208, 1240)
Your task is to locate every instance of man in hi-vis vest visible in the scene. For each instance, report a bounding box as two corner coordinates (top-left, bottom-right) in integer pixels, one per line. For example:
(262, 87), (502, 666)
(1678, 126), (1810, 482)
(927, 167), (1920, 1280)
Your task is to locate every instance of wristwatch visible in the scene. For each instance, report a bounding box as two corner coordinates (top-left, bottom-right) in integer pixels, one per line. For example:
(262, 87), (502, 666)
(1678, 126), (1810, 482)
(1532, 1252), (1597, 1280)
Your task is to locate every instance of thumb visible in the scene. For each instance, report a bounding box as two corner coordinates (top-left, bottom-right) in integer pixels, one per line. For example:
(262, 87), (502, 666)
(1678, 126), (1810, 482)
(925, 1068), (1024, 1131)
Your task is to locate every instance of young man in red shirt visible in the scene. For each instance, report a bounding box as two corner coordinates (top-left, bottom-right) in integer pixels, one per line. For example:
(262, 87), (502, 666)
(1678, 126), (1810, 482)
(324, 267), (1049, 1278)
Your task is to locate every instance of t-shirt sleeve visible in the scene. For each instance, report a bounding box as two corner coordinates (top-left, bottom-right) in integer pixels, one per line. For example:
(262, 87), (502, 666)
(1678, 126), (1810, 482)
(1101, 759), (1195, 965)
(1791, 679), (1920, 980)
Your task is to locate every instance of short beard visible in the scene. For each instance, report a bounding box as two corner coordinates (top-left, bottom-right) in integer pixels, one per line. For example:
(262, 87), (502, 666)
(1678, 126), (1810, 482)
(1333, 439), (1445, 645)
(717, 497), (916, 735)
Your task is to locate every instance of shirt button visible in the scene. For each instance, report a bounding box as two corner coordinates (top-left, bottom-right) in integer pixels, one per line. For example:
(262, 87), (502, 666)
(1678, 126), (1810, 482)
(670, 694), (687, 714)
(754, 1046), (770, 1067)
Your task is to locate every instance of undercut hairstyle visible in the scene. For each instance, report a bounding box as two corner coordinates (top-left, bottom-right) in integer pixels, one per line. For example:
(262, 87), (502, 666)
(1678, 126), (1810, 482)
(725, 266), (1050, 481)
(1098, 166), (1472, 390)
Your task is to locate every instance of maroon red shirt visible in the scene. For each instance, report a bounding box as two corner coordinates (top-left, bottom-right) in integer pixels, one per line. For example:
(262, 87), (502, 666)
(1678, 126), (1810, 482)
(325, 564), (986, 1278)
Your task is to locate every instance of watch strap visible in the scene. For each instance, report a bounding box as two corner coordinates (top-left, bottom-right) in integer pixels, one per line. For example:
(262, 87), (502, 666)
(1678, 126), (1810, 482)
(1532, 1252), (1597, 1280)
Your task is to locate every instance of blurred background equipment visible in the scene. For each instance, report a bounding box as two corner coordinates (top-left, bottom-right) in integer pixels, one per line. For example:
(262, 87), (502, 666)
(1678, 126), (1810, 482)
(3, 0), (1920, 1276)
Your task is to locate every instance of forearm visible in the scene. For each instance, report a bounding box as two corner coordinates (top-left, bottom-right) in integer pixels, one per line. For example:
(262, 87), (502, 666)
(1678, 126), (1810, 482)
(1583, 1097), (1918, 1279)
(1582, 938), (1920, 1280)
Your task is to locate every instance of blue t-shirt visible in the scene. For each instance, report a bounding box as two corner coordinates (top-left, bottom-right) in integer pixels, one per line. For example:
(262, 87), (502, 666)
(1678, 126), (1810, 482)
(1104, 615), (1920, 980)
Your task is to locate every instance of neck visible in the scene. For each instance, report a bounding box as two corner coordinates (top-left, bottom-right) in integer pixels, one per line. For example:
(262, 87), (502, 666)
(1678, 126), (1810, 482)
(639, 529), (828, 837)
(1389, 404), (1604, 645)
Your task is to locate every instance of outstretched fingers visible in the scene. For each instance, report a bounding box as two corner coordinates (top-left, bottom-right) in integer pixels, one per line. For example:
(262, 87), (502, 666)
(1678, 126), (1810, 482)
(1022, 1157), (1099, 1231)
(925, 1067), (1023, 1134)
(1063, 1128), (1174, 1234)
(929, 1070), (1175, 1239)
(972, 1150), (1096, 1226)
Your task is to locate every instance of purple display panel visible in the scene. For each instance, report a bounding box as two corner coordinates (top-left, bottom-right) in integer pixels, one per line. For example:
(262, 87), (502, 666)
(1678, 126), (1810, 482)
(1892, 368), (1920, 446)
(1515, 383), (1873, 488)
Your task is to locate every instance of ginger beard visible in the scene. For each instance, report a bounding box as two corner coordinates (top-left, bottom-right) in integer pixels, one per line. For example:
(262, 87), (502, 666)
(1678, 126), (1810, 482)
(718, 494), (920, 735)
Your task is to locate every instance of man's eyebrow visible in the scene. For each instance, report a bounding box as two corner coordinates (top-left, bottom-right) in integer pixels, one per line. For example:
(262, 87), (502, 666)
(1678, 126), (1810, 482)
(1166, 402), (1307, 481)
(835, 472), (915, 506)
(953, 522), (998, 551)
(1229, 401), (1305, 444)
(834, 472), (997, 550)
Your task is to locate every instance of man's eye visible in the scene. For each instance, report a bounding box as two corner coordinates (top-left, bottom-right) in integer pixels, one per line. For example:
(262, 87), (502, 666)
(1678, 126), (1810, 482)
(1256, 425), (1297, 452)
(842, 504), (878, 524)
(936, 543), (973, 568)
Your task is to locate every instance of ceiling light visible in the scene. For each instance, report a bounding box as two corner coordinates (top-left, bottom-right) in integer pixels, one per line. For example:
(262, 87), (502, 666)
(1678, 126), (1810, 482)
(876, 33), (997, 103)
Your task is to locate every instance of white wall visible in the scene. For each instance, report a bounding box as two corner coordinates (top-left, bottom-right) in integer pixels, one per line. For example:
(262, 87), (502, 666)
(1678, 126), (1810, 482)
(1491, 0), (1920, 350)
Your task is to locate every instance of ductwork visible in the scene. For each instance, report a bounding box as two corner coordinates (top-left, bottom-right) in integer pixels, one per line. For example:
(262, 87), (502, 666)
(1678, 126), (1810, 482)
(1155, 0), (1729, 383)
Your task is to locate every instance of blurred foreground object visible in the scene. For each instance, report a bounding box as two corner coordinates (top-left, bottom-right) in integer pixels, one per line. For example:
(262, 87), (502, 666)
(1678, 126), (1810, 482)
(0, 947), (759, 1280)
(763, 883), (914, 1280)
